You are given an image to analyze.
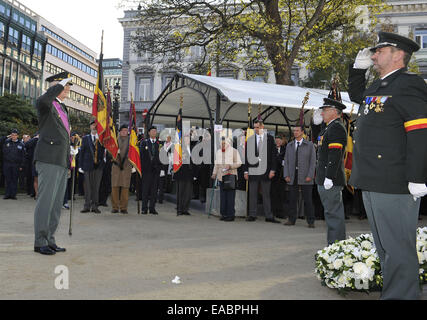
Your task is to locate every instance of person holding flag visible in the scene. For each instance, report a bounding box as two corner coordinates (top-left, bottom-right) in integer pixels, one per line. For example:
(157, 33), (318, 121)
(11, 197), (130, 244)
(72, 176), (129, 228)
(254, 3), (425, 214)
(174, 100), (196, 216)
(111, 124), (133, 214)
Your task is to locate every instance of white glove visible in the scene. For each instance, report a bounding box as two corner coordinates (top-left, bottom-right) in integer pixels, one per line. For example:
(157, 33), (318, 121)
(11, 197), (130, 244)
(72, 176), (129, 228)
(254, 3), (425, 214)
(131, 167), (136, 173)
(313, 108), (323, 126)
(324, 178), (333, 190)
(78, 168), (84, 174)
(59, 77), (73, 87)
(408, 182), (427, 201)
(353, 48), (373, 69)
(70, 146), (79, 156)
(160, 170), (165, 177)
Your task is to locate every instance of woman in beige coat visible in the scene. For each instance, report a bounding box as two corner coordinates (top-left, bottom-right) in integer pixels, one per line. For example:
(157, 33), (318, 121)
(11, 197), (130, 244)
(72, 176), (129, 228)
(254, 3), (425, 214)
(111, 125), (133, 214)
(211, 137), (242, 221)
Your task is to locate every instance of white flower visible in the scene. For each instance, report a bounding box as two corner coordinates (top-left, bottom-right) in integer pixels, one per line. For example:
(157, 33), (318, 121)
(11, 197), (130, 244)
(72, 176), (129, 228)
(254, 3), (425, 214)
(361, 250), (371, 259)
(333, 259), (343, 270)
(418, 252), (425, 264)
(366, 256), (377, 268)
(343, 256), (354, 267)
(353, 262), (375, 281)
(361, 241), (372, 250)
(420, 269), (424, 275)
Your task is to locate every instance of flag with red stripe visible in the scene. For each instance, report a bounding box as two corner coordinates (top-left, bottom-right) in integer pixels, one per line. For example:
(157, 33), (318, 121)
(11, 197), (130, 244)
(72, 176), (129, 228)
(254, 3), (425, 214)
(128, 98), (141, 176)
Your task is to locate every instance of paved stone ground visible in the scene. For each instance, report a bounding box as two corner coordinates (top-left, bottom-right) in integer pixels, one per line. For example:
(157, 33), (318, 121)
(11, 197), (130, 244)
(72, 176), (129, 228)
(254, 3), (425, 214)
(0, 194), (425, 300)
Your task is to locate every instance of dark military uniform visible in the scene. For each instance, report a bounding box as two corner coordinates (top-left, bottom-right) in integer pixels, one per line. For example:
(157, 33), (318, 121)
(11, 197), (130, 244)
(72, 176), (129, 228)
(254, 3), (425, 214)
(315, 99), (348, 245)
(2, 137), (25, 199)
(140, 136), (161, 214)
(315, 118), (347, 187)
(34, 73), (72, 254)
(348, 32), (427, 300)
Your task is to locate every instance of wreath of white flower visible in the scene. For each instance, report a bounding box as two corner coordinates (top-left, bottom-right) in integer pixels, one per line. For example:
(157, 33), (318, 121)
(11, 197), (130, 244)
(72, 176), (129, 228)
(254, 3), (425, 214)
(315, 227), (427, 294)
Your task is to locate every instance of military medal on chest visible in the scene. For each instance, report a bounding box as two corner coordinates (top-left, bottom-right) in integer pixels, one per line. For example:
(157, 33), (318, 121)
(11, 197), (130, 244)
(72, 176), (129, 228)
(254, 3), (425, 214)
(363, 96), (390, 115)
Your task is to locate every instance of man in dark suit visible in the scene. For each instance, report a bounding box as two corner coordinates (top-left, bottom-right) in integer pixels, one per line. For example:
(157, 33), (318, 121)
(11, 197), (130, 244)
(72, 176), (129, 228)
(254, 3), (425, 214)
(348, 32), (427, 300)
(140, 126), (161, 215)
(243, 120), (280, 223)
(79, 120), (105, 214)
(271, 134), (287, 218)
(315, 98), (348, 246)
(33, 72), (73, 255)
(175, 134), (197, 216)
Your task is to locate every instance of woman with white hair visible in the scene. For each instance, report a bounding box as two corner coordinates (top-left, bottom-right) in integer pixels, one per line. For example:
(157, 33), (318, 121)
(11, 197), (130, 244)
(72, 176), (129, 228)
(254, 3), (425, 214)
(211, 137), (242, 222)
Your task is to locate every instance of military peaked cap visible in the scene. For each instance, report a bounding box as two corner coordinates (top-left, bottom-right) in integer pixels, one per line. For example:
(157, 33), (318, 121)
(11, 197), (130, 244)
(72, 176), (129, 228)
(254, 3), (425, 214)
(320, 98), (347, 111)
(46, 71), (73, 85)
(370, 32), (420, 54)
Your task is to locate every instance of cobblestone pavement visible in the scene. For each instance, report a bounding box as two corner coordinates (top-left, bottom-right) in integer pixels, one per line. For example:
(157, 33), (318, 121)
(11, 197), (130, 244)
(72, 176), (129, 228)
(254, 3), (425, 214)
(0, 194), (425, 300)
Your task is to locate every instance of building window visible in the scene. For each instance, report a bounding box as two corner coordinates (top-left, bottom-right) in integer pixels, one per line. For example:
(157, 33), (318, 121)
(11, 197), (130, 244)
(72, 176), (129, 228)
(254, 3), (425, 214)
(415, 29), (427, 49)
(137, 77), (152, 101)
(34, 41), (43, 57)
(8, 27), (19, 46)
(22, 34), (32, 52)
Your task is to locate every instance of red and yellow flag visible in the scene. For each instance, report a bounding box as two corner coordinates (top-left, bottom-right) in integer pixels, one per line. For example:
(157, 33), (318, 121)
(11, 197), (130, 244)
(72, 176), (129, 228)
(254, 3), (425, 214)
(173, 106), (183, 173)
(128, 96), (141, 176)
(92, 35), (118, 160)
(344, 105), (355, 194)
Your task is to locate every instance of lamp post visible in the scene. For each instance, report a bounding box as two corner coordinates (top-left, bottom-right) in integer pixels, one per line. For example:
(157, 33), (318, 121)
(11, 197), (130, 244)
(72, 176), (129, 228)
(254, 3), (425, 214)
(113, 81), (121, 130)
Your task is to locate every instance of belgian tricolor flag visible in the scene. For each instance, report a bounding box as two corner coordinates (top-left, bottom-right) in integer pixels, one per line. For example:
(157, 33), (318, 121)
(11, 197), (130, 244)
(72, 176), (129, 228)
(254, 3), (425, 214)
(92, 32), (118, 160)
(128, 96), (142, 176)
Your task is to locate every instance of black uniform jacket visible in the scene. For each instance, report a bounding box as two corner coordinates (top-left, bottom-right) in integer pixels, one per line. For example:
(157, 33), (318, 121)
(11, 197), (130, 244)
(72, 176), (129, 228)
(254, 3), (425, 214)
(315, 118), (347, 187)
(33, 84), (70, 168)
(348, 66), (427, 194)
(2, 139), (25, 167)
(140, 138), (161, 175)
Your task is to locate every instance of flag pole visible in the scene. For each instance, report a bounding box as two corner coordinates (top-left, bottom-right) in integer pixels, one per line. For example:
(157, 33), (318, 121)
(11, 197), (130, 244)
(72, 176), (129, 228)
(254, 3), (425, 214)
(131, 92), (141, 215)
(246, 98), (252, 218)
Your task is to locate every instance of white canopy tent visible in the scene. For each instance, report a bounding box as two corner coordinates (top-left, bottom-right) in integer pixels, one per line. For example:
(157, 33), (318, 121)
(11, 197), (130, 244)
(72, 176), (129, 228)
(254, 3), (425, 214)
(149, 73), (356, 132)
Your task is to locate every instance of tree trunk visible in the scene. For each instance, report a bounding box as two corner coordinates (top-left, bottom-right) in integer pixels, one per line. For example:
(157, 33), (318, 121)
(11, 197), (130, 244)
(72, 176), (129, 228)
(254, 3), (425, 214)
(263, 0), (294, 85)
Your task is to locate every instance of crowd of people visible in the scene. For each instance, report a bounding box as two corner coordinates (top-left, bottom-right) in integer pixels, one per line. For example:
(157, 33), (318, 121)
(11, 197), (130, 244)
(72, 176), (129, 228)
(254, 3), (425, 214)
(1, 122), (425, 222)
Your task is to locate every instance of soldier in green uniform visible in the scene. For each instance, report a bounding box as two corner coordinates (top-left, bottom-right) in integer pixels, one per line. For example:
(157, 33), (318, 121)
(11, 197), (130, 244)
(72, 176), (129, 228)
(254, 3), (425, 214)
(315, 98), (348, 246)
(33, 72), (73, 256)
(348, 32), (427, 300)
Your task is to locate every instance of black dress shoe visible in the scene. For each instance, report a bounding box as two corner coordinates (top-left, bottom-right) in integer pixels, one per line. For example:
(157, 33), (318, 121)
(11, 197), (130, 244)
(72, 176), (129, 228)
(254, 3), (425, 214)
(34, 246), (56, 255)
(224, 217), (235, 222)
(141, 211), (148, 215)
(49, 245), (66, 253)
(183, 212), (191, 216)
(3, 196), (10, 200)
(220, 216), (226, 221)
(150, 210), (159, 215)
(81, 209), (90, 213)
(266, 218), (281, 224)
(92, 208), (101, 214)
(177, 212), (183, 216)
(111, 209), (119, 213)
(121, 210), (128, 214)
(246, 216), (257, 222)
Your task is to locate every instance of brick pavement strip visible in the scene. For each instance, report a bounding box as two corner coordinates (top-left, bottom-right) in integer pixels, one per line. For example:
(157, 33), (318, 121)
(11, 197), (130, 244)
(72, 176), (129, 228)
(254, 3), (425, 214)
(0, 195), (425, 300)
